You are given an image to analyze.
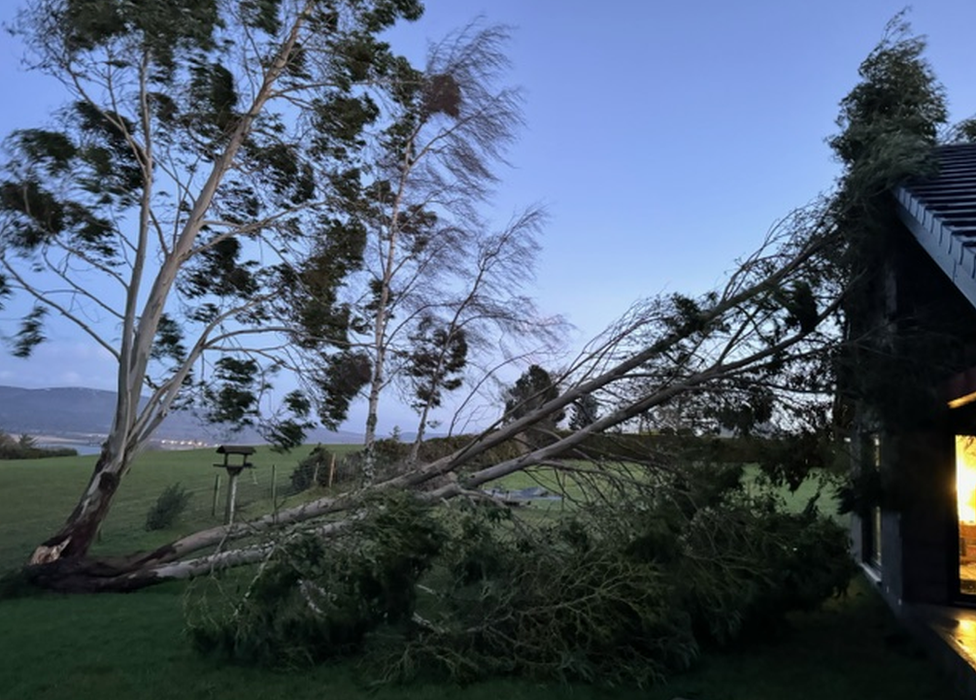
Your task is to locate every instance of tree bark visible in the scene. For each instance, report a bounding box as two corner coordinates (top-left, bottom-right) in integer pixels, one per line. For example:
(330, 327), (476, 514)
(29, 448), (127, 564)
(23, 11), (312, 570)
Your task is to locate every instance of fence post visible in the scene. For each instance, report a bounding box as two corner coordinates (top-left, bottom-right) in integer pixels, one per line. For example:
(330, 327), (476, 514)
(271, 463), (278, 525)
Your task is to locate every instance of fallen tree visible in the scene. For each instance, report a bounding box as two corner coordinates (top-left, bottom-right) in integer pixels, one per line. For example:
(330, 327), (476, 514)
(184, 468), (854, 685)
(21, 203), (845, 592)
(0, 1), (856, 595)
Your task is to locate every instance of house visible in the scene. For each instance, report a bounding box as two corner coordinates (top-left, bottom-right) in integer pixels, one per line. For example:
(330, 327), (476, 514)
(850, 143), (976, 694)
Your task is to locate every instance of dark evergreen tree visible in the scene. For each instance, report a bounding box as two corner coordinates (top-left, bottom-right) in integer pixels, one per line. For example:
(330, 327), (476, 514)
(827, 13), (966, 431)
(503, 365), (564, 448)
(569, 393), (599, 431)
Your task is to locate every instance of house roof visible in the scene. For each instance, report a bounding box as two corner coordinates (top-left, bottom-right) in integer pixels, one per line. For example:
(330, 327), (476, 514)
(895, 143), (976, 309)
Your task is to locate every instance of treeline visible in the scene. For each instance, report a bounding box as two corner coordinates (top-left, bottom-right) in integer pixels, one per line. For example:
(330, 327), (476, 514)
(291, 430), (838, 493)
(0, 431), (78, 460)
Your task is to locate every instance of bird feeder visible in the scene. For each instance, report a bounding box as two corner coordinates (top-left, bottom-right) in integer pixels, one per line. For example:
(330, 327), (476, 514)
(213, 445), (255, 524)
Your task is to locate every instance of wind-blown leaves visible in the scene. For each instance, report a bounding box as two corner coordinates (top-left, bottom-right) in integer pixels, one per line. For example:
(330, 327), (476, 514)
(0, 0), (427, 567)
(12, 305), (48, 358)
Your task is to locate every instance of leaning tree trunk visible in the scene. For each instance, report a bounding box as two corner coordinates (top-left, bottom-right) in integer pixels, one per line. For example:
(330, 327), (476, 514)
(23, 12), (311, 573)
(28, 445), (129, 565)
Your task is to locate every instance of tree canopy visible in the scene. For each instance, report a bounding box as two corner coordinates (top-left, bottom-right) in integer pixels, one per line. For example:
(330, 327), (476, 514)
(1, 0), (426, 565)
(828, 13), (976, 431)
(4, 8), (958, 611)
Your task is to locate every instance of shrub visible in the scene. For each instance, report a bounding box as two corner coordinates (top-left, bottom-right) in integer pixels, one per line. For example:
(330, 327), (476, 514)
(289, 446), (339, 492)
(144, 482), (192, 531)
(187, 492), (444, 667)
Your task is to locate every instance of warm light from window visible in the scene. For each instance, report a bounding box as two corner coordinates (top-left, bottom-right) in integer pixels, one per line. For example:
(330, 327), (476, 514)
(960, 618), (976, 637)
(956, 436), (976, 523)
(950, 392), (976, 409)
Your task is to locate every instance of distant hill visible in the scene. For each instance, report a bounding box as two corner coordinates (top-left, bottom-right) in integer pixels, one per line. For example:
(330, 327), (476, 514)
(0, 386), (364, 446)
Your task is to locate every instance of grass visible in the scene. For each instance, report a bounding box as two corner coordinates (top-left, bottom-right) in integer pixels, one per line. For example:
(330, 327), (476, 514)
(0, 574), (956, 700)
(0, 444), (360, 570)
(486, 461), (843, 521)
(0, 448), (963, 699)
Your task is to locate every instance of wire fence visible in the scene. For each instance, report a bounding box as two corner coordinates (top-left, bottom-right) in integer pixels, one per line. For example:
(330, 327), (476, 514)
(0, 457), (310, 572)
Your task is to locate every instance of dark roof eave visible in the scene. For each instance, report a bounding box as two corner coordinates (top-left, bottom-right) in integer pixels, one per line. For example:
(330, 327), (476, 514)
(895, 184), (976, 310)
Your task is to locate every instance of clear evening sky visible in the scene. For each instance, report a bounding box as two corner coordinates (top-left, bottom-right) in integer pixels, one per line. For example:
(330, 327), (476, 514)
(1, 2), (975, 435)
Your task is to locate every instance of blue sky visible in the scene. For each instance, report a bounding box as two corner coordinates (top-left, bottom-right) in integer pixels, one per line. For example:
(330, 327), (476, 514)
(1, 1), (976, 435)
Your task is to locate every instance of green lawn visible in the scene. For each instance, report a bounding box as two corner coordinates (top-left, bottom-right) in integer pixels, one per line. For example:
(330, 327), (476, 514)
(0, 574), (956, 700)
(486, 461), (842, 520)
(0, 445), (363, 570)
(0, 449), (962, 699)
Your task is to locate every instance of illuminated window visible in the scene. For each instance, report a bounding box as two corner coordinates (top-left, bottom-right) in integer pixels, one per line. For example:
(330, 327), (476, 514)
(956, 435), (976, 595)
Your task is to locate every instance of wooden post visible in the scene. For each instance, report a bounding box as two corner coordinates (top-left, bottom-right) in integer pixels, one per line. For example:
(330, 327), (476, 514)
(327, 453), (336, 488)
(271, 463), (278, 524)
(211, 473), (221, 517)
(225, 469), (240, 525)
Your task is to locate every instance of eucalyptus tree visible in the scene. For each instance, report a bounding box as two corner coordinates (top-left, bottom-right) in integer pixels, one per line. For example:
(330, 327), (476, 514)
(330, 24), (561, 481)
(0, 0), (424, 569)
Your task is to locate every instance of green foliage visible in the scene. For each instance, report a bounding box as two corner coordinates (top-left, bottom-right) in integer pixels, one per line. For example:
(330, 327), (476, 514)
(188, 463), (855, 687)
(502, 365), (565, 450)
(289, 445), (339, 492)
(754, 429), (839, 491)
(380, 468), (854, 687)
(204, 357), (264, 426)
(569, 394), (599, 430)
(673, 494), (854, 645)
(144, 483), (192, 531)
(504, 365), (560, 420)
(264, 391), (317, 453)
(313, 351), (373, 430)
(393, 507), (696, 686)
(835, 467), (884, 517)
(828, 14), (973, 431)
(407, 316), (468, 412)
(182, 237), (259, 300)
(12, 305), (48, 358)
(187, 492), (445, 667)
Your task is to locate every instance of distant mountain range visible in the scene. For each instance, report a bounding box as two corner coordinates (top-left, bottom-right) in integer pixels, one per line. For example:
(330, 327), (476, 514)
(0, 386), (364, 446)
